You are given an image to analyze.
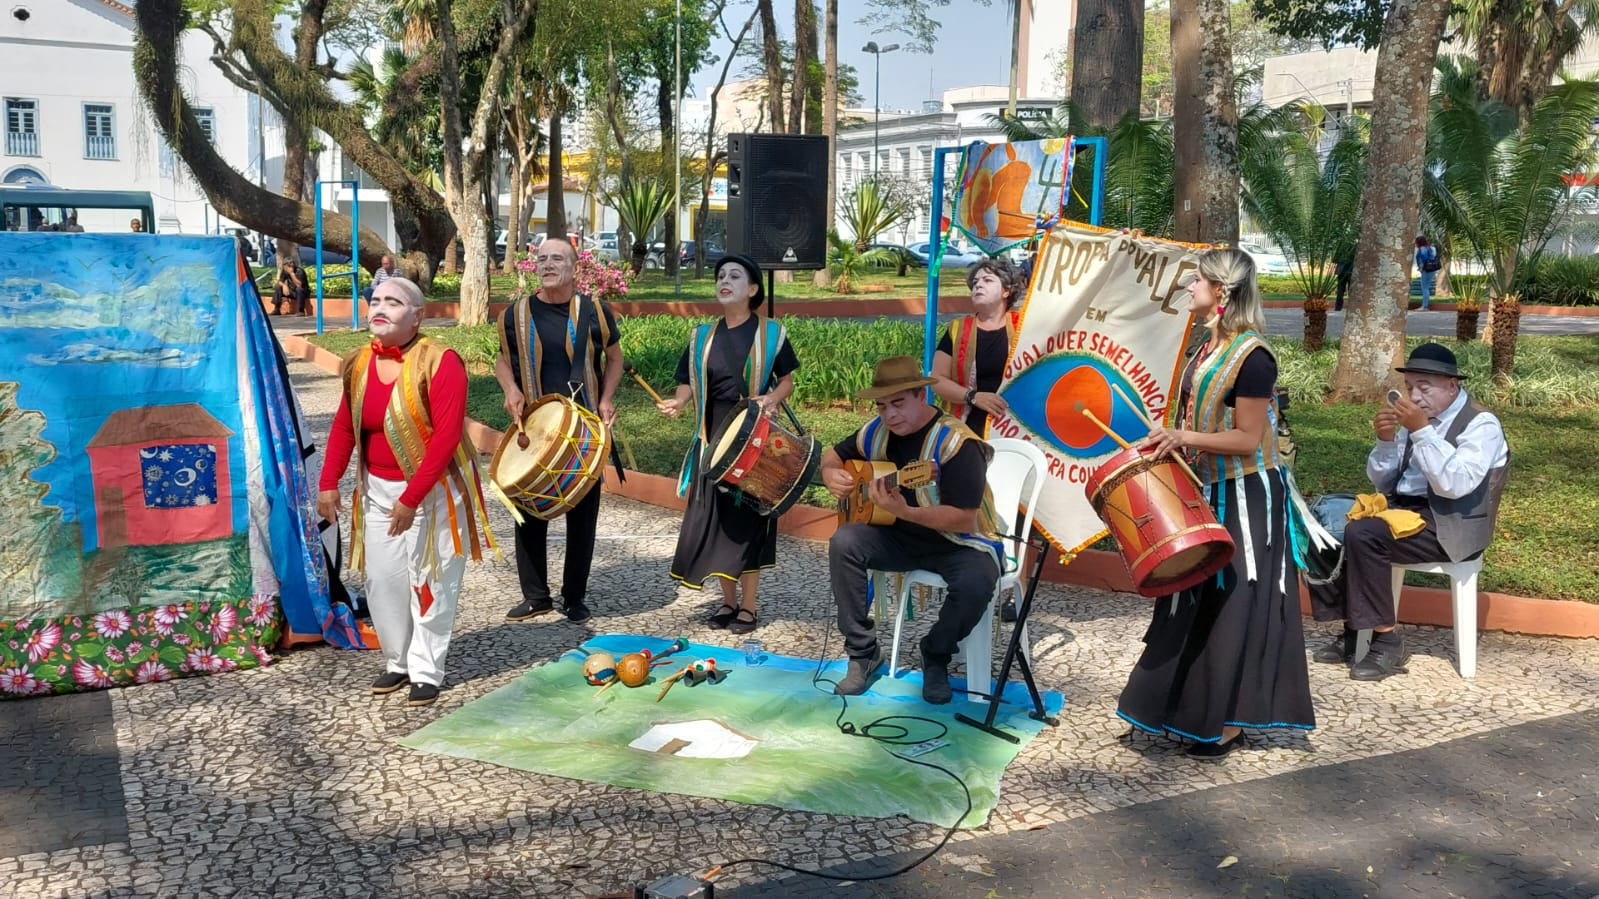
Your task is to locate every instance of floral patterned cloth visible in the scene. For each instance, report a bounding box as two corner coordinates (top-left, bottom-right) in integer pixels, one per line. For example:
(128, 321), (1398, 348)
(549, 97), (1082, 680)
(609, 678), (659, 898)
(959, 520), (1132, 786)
(1, 594), (282, 697)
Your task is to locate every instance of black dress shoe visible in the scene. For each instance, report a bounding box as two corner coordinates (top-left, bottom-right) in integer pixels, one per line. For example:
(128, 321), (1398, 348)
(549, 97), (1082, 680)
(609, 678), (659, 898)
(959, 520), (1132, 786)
(407, 683), (440, 706)
(371, 671), (410, 695)
(1350, 634), (1409, 681)
(505, 598), (554, 622)
(1000, 599), (1018, 623)
(1312, 632), (1357, 666)
(1186, 731), (1246, 760)
(922, 663), (953, 704)
(563, 598), (592, 623)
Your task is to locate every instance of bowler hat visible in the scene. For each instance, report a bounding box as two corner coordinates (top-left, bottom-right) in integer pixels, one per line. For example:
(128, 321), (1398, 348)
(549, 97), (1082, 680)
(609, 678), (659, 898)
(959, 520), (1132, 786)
(1395, 342), (1462, 379)
(859, 355), (937, 400)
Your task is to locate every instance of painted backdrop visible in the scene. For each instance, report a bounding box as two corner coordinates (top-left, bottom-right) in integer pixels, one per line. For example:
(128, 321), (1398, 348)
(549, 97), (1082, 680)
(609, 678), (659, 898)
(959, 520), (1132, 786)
(0, 234), (360, 698)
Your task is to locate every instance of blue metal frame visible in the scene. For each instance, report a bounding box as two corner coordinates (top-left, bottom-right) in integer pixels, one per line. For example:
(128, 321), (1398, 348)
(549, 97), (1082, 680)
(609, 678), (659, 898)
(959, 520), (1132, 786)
(312, 179), (360, 335)
(920, 136), (1108, 375)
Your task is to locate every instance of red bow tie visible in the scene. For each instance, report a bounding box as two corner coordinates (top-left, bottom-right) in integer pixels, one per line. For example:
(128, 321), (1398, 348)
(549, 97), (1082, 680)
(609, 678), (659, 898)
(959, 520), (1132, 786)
(370, 340), (406, 361)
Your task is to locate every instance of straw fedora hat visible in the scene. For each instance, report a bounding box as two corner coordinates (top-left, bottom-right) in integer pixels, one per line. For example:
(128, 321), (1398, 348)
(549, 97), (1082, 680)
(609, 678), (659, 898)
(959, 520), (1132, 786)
(859, 355), (937, 400)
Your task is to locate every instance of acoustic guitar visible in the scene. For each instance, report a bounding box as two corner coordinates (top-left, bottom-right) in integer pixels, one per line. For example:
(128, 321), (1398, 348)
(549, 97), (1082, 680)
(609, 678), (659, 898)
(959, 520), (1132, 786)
(836, 459), (939, 526)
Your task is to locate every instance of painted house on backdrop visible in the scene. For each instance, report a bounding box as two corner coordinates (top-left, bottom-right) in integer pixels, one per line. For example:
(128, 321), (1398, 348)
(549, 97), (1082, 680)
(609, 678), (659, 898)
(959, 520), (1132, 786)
(86, 403), (235, 549)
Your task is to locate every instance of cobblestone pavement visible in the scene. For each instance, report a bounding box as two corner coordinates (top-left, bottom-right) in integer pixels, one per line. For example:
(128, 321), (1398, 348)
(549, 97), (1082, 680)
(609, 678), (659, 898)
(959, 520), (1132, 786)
(3, 346), (1599, 899)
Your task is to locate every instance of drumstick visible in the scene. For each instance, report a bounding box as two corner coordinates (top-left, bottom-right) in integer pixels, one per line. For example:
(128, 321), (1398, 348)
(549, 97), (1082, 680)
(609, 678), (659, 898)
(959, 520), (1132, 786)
(1097, 389), (1205, 486)
(1074, 402), (1133, 450)
(623, 362), (667, 404)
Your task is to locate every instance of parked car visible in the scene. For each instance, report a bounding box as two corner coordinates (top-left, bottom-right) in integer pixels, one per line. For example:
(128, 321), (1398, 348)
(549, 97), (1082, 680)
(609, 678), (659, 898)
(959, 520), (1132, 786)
(297, 245), (352, 266)
(591, 231), (621, 262)
(866, 243), (922, 269)
(906, 240), (983, 268)
(1239, 241), (1292, 276)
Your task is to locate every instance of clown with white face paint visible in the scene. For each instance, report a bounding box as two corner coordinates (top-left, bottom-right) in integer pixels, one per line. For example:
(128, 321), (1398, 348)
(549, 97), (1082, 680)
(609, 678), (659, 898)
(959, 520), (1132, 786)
(318, 277), (498, 708)
(656, 254), (799, 635)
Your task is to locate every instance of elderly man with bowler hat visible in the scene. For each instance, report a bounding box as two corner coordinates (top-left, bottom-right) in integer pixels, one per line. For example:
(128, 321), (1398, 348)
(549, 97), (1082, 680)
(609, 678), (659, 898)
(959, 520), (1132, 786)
(1308, 343), (1509, 681)
(820, 356), (1001, 703)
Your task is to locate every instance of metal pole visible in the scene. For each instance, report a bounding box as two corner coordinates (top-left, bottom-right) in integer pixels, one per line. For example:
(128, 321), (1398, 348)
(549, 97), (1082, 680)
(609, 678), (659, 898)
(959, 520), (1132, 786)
(923, 147), (954, 377)
(1006, 0), (1023, 117)
(314, 182), (324, 335)
(673, 0), (682, 295)
(873, 53), (881, 177)
(351, 180), (360, 331)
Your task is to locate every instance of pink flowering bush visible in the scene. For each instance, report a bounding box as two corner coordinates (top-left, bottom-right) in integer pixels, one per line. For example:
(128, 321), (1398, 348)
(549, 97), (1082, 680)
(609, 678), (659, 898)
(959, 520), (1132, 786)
(510, 249), (631, 303)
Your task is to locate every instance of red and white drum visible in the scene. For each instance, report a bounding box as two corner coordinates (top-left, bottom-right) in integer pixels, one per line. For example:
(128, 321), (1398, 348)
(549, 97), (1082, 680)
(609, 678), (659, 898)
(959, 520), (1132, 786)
(702, 400), (820, 518)
(1084, 445), (1235, 597)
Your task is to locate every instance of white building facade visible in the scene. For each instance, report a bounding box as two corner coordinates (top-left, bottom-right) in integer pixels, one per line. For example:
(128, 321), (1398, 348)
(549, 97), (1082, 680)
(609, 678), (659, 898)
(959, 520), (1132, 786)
(0, 0), (283, 235)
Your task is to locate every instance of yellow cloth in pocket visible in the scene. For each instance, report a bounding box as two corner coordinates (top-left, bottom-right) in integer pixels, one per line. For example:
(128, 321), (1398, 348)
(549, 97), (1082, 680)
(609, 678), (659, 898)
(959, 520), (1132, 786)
(1346, 492), (1426, 539)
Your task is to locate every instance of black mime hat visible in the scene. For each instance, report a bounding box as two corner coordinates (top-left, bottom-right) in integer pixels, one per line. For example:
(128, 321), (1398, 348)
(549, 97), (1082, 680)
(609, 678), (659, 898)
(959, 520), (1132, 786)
(1395, 342), (1463, 379)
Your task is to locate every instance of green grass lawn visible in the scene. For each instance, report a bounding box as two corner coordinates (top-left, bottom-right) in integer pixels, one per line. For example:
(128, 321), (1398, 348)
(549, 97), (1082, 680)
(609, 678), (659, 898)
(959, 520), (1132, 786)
(307, 326), (1599, 602)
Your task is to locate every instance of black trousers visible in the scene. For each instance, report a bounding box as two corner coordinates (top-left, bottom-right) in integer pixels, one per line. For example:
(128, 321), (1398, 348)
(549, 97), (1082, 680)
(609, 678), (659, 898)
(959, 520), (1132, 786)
(1308, 495), (1447, 630)
(829, 522), (998, 665)
(512, 484), (602, 605)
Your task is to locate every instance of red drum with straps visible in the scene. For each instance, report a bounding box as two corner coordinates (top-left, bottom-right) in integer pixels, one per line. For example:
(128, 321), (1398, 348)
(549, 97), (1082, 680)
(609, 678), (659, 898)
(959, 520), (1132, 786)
(1085, 445), (1235, 597)
(702, 400), (820, 518)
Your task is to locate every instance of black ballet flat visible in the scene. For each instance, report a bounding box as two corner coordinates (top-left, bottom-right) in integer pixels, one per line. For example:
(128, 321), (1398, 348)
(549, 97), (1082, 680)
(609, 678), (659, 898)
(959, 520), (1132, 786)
(1186, 732), (1246, 760)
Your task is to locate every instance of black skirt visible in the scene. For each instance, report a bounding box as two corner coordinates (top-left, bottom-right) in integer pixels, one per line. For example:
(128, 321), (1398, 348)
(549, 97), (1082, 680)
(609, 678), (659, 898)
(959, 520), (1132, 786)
(669, 398), (778, 588)
(1116, 466), (1316, 743)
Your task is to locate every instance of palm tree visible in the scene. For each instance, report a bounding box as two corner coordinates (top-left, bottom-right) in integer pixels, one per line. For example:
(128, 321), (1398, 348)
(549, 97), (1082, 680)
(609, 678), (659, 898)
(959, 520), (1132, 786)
(825, 230), (897, 294)
(840, 178), (908, 252)
(1239, 105), (1368, 350)
(606, 177), (675, 274)
(1422, 57), (1599, 383)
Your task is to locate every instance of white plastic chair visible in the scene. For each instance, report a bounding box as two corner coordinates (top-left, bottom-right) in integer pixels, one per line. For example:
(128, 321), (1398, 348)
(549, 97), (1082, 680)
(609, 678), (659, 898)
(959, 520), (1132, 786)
(881, 437), (1047, 702)
(1356, 557), (1483, 678)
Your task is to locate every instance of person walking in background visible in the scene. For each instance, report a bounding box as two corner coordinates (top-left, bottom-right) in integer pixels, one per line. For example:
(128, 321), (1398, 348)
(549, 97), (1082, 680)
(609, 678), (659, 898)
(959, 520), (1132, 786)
(1333, 250), (1354, 312)
(1414, 236), (1440, 311)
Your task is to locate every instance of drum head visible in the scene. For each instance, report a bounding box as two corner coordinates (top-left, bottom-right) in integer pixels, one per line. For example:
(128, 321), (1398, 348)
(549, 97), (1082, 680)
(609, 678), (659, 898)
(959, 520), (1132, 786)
(703, 401), (759, 478)
(523, 397), (570, 445)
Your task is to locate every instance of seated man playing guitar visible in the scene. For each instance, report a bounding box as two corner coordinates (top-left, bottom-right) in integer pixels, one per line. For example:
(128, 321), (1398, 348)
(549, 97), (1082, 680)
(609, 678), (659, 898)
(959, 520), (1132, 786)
(820, 355), (1001, 703)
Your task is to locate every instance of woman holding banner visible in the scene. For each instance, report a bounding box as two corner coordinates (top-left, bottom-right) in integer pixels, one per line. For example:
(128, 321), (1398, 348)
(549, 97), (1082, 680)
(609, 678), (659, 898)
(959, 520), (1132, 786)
(1115, 247), (1315, 759)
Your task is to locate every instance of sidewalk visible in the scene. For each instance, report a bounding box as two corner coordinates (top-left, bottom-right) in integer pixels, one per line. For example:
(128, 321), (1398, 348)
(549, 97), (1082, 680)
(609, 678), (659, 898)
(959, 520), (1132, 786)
(3, 342), (1598, 899)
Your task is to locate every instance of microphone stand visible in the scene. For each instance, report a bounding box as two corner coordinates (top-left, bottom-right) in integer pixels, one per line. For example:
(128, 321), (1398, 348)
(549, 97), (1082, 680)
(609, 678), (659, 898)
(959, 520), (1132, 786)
(955, 533), (1059, 743)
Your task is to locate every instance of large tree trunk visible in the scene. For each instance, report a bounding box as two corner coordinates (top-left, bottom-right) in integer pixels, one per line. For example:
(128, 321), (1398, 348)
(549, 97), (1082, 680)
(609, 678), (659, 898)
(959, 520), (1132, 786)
(789, 0), (817, 133)
(1170, 0), (1237, 244)
(220, 0), (454, 274)
(546, 95), (568, 243)
(434, 0), (537, 325)
(1069, 0), (1144, 132)
(814, 0), (838, 287)
(757, 0), (785, 131)
(1329, 0), (1453, 402)
(134, 0), (390, 270)
(656, 73), (680, 277)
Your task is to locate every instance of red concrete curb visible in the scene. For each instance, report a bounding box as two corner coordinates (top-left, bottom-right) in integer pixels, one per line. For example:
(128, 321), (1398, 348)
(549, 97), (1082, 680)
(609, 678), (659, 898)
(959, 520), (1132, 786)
(281, 333), (1599, 640)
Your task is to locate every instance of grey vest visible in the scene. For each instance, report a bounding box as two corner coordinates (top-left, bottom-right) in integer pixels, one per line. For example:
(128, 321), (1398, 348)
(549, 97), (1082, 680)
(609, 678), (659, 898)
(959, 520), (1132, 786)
(1394, 398), (1509, 562)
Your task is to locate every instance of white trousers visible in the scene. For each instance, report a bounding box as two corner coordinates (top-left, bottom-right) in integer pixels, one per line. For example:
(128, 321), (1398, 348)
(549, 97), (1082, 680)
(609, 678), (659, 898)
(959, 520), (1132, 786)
(362, 474), (467, 687)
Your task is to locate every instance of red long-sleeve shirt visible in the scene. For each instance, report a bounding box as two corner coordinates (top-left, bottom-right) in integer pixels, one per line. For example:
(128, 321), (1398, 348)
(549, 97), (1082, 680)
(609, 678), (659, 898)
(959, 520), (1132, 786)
(320, 349), (468, 509)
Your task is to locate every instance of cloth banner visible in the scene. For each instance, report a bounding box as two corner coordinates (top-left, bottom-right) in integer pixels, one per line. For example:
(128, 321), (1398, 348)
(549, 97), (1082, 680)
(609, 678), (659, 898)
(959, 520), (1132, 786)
(988, 223), (1202, 556)
(0, 234), (363, 699)
(949, 138), (1072, 257)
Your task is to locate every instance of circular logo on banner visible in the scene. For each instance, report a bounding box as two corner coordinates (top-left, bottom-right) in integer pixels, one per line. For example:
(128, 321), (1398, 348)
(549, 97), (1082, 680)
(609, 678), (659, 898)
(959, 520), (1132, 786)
(1000, 351), (1154, 459)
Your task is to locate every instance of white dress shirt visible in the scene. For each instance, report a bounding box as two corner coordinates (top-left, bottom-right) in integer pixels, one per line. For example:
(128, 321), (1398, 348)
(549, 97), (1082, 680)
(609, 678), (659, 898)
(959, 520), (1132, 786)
(1367, 387), (1509, 499)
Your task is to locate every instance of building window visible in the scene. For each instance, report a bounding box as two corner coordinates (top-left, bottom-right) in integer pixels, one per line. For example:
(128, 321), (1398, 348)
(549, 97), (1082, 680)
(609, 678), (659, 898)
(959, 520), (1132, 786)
(84, 103), (115, 160)
(193, 107), (216, 144)
(5, 97), (39, 157)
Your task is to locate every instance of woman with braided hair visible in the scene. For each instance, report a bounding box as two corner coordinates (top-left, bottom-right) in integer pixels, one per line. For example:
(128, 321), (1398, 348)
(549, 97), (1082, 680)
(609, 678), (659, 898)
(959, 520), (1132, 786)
(1116, 247), (1315, 759)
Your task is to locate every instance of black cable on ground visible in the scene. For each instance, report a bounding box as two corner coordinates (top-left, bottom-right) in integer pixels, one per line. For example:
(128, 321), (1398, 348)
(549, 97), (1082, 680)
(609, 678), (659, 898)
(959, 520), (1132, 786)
(700, 618), (974, 885)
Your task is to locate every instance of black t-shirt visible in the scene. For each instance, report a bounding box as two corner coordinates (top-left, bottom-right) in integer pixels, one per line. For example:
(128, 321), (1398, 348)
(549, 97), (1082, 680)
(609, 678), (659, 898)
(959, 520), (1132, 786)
(832, 412), (988, 543)
(503, 294), (620, 403)
(936, 324), (1008, 395)
(674, 317), (800, 405)
(937, 323), (1008, 431)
